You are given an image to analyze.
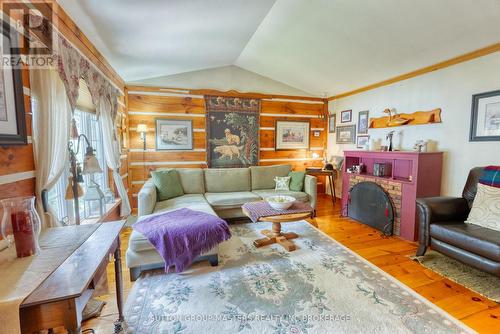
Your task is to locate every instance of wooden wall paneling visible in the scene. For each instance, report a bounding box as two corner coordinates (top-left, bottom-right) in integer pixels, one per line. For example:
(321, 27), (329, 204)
(260, 100), (324, 115)
(128, 95), (205, 114)
(125, 88), (329, 208)
(128, 116), (206, 131)
(260, 116), (326, 128)
(128, 130), (206, 150)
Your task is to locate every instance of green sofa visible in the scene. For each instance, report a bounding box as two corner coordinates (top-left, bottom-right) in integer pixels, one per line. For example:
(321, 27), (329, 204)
(125, 164), (317, 279)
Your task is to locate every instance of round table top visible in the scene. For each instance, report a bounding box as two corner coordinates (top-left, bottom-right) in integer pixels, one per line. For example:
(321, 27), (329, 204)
(242, 207), (312, 223)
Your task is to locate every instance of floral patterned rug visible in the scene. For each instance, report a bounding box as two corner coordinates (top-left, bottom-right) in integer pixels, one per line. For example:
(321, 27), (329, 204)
(124, 221), (473, 334)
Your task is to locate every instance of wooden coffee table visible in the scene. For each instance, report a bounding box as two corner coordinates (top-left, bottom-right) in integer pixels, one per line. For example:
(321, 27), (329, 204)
(242, 207), (313, 251)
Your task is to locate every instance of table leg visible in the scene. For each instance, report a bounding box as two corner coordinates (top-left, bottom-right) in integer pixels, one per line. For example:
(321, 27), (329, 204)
(329, 174), (336, 204)
(113, 237), (124, 333)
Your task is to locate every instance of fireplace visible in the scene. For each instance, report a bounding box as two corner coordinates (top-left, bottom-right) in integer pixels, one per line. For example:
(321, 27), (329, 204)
(347, 181), (394, 236)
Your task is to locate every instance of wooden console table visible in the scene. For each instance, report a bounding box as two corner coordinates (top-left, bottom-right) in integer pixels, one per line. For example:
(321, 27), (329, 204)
(19, 221), (126, 334)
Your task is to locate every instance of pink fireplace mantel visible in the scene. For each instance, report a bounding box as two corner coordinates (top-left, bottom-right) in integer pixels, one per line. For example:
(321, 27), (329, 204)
(341, 150), (443, 241)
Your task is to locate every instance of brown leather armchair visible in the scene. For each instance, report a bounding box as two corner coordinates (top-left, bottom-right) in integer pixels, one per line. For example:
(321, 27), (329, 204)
(416, 167), (500, 277)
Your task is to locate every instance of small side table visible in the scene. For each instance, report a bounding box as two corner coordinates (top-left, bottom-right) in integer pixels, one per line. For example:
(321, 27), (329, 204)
(306, 168), (337, 204)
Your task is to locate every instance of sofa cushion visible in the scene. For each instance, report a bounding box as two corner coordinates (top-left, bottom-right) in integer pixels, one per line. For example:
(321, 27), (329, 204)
(274, 176), (291, 190)
(252, 189), (309, 203)
(129, 194), (216, 252)
(157, 168), (204, 194)
(288, 171), (306, 191)
(151, 169), (184, 201)
(250, 165), (291, 190)
(466, 183), (500, 232)
(430, 222), (500, 262)
(204, 191), (261, 209)
(204, 168), (251, 192)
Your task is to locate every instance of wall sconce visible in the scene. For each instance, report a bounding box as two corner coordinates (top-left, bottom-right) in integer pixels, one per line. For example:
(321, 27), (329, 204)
(136, 124), (148, 150)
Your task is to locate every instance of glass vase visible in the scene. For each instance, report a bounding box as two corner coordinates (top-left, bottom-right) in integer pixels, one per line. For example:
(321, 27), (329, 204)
(1, 196), (41, 258)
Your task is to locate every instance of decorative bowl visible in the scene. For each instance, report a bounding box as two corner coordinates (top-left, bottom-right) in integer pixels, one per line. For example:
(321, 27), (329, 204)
(266, 195), (296, 210)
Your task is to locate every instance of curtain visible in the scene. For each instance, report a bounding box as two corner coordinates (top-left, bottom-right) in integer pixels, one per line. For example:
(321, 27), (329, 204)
(52, 32), (131, 217)
(98, 98), (131, 216)
(31, 69), (72, 227)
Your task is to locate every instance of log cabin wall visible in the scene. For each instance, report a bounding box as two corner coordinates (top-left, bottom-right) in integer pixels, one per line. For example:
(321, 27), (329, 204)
(126, 86), (328, 209)
(0, 1), (126, 221)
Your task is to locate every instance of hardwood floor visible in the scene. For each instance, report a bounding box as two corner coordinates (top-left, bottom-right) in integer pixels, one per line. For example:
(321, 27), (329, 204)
(81, 194), (499, 333)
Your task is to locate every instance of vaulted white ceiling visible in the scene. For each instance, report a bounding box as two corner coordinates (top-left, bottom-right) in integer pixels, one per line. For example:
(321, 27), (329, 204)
(58, 0), (500, 96)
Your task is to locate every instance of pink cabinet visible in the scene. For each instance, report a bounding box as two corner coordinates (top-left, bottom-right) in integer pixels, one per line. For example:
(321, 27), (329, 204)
(341, 150), (443, 241)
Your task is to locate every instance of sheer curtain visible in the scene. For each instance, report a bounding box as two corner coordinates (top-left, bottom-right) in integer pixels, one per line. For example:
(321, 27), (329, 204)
(31, 69), (72, 227)
(98, 98), (131, 216)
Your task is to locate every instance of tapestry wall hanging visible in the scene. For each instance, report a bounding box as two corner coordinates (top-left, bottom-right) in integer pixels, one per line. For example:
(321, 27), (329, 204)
(205, 96), (260, 168)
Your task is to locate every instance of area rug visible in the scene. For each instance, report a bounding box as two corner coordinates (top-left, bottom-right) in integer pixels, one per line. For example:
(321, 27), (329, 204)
(412, 250), (500, 303)
(124, 221), (473, 334)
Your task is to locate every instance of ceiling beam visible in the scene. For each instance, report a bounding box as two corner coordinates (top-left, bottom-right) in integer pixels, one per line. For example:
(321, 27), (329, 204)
(328, 42), (500, 101)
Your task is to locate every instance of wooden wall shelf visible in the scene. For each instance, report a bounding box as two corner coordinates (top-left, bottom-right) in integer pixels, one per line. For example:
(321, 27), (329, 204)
(369, 108), (442, 129)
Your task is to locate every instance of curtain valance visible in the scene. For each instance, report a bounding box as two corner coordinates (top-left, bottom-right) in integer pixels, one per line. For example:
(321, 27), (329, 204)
(53, 34), (120, 120)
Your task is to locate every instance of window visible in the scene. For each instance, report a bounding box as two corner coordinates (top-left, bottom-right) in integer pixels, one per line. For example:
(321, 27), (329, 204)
(47, 109), (109, 223)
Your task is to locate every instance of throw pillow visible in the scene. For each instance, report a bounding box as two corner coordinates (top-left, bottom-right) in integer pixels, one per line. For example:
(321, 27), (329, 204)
(466, 183), (500, 232)
(479, 165), (500, 188)
(151, 169), (184, 201)
(274, 176), (291, 191)
(288, 171), (306, 191)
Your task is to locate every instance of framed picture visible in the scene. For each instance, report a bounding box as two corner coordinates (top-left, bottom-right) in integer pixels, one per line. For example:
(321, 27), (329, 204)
(357, 135), (370, 148)
(155, 119), (193, 150)
(275, 120), (310, 150)
(0, 22), (27, 145)
(340, 110), (352, 123)
(358, 110), (369, 134)
(336, 125), (356, 144)
(328, 113), (336, 133)
(470, 90), (500, 141)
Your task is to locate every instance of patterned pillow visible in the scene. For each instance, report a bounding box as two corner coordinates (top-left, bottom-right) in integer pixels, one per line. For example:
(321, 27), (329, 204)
(479, 166), (500, 188)
(274, 176), (291, 191)
(466, 183), (500, 231)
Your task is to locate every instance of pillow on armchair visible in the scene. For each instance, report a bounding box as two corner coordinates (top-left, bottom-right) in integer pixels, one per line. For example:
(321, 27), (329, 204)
(466, 183), (500, 231)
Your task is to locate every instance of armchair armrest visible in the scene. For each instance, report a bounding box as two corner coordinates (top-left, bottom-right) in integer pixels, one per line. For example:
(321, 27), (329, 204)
(416, 196), (470, 251)
(304, 175), (317, 211)
(138, 179), (157, 217)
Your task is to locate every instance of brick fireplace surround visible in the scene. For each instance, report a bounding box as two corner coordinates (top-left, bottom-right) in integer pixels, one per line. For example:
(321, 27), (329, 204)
(341, 151), (444, 241)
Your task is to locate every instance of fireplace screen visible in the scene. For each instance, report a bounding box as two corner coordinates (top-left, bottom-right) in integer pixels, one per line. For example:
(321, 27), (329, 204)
(348, 181), (394, 236)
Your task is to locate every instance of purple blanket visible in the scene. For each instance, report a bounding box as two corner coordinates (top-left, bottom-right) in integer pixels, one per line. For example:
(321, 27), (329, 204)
(133, 208), (231, 273)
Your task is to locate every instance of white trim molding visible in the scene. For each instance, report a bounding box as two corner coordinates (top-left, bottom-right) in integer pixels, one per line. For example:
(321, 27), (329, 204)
(128, 111), (205, 117)
(127, 91), (204, 99)
(129, 148), (206, 152)
(262, 98), (324, 105)
(259, 158), (323, 162)
(261, 113), (320, 119)
(0, 171), (35, 186)
(130, 161), (207, 166)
